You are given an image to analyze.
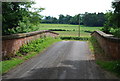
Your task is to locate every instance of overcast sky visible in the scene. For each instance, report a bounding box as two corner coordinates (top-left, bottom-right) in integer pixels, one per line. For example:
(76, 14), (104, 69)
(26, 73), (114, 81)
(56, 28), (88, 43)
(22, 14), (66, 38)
(33, 0), (114, 18)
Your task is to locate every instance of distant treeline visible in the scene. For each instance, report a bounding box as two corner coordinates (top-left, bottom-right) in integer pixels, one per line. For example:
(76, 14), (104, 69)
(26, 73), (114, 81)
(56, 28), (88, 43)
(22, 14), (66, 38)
(41, 12), (106, 27)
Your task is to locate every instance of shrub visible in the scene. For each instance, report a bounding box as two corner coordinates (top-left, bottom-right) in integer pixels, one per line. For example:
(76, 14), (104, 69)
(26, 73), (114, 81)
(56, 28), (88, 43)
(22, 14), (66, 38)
(19, 37), (61, 55)
(111, 28), (120, 38)
(49, 29), (70, 31)
(60, 36), (89, 40)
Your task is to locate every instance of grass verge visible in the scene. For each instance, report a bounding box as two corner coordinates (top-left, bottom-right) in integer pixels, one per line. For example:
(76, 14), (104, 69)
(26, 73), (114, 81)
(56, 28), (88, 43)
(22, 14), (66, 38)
(89, 36), (120, 77)
(96, 60), (120, 76)
(1, 37), (61, 74)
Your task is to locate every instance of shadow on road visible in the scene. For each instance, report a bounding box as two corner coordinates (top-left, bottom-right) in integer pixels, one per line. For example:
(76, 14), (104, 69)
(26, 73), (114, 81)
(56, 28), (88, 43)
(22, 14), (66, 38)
(3, 60), (115, 81)
(2, 41), (119, 81)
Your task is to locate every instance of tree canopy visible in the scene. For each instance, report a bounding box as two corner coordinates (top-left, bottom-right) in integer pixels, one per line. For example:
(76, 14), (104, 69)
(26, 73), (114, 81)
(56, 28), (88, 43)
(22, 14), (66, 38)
(2, 2), (44, 35)
(41, 12), (106, 27)
(102, 1), (120, 37)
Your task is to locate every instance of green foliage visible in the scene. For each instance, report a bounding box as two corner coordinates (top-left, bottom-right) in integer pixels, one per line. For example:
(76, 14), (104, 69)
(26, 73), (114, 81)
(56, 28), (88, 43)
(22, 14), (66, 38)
(60, 36), (89, 40)
(111, 28), (120, 38)
(28, 8), (44, 25)
(89, 37), (104, 55)
(42, 16), (58, 24)
(2, 52), (37, 74)
(97, 60), (120, 76)
(2, 58), (24, 73)
(19, 38), (44, 54)
(2, 2), (34, 35)
(83, 12), (105, 27)
(49, 29), (71, 31)
(4, 18), (39, 34)
(102, 1), (120, 37)
(19, 37), (61, 55)
(102, 11), (120, 37)
(102, 11), (114, 33)
(59, 14), (66, 24)
(15, 17), (39, 33)
(69, 14), (80, 25)
(41, 13), (106, 27)
(112, 1), (120, 28)
(101, 26), (111, 34)
(16, 52), (23, 57)
(89, 37), (120, 76)
(2, 37), (61, 74)
(2, 2), (44, 35)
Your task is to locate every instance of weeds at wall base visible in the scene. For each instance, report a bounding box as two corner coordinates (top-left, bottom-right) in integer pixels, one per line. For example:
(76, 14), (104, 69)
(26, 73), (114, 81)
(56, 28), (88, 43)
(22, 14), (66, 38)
(89, 36), (120, 77)
(1, 37), (61, 74)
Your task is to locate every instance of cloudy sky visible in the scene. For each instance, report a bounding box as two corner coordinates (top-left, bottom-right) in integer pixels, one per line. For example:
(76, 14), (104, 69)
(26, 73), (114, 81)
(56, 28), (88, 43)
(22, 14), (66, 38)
(33, 0), (114, 18)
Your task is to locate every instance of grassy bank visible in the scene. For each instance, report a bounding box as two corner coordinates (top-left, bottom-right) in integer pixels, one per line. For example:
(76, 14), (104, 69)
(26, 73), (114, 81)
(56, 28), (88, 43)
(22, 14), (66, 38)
(96, 60), (120, 76)
(89, 37), (120, 77)
(1, 37), (61, 74)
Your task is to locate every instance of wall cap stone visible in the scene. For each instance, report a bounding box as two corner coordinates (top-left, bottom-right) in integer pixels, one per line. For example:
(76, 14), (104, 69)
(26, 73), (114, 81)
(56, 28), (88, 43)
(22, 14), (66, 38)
(91, 31), (120, 42)
(2, 30), (59, 40)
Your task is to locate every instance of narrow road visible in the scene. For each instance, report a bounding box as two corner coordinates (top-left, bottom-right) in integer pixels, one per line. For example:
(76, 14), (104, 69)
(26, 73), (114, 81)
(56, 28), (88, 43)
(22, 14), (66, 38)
(3, 41), (118, 79)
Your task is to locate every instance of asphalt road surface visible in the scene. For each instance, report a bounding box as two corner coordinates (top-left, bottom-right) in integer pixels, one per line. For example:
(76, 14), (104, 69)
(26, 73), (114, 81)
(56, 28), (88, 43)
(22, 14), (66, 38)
(3, 41), (118, 79)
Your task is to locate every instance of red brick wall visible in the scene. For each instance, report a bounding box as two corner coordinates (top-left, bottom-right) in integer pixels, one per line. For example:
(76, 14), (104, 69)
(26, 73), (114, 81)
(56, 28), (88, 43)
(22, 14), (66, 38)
(2, 31), (59, 58)
(91, 31), (120, 59)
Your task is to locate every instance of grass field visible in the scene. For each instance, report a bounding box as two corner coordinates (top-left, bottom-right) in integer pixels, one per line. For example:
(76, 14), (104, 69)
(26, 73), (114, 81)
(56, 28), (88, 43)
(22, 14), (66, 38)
(37, 24), (103, 37)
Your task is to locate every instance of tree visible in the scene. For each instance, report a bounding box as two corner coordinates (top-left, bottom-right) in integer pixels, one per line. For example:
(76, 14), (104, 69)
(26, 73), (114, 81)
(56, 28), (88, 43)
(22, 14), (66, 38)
(102, 1), (120, 34)
(65, 15), (72, 24)
(42, 16), (58, 23)
(112, 1), (120, 28)
(69, 14), (79, 25)
(102, 11), (113, 33)
(41, 13), (105, 26)
(59, 14), (65, 24)
(82, 12), (105, 27)
(2, 2), (44, 35)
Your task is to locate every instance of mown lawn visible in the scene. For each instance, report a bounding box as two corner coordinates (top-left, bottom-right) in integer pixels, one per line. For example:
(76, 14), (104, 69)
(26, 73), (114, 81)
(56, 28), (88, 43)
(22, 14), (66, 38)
(37, 24), (102, 37)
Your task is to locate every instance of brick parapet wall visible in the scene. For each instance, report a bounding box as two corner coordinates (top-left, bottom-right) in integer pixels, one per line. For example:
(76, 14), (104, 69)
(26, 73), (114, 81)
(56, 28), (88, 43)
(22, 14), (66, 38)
(91, 31), (120, 59)
(2, 30), (59, 58)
